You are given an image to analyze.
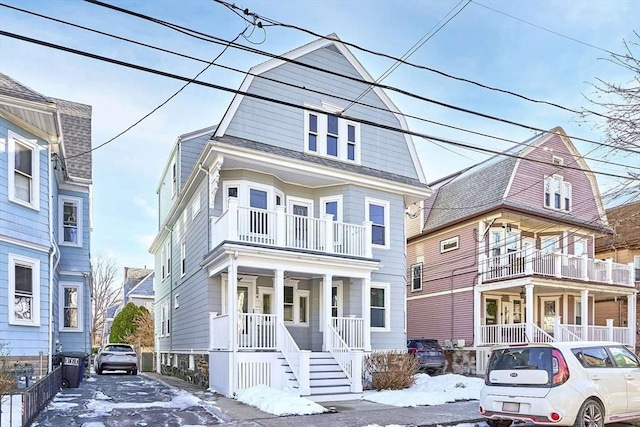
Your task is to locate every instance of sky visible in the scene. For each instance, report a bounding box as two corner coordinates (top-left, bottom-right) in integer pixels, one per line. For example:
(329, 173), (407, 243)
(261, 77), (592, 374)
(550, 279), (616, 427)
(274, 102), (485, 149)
(0, 0), (638, 282)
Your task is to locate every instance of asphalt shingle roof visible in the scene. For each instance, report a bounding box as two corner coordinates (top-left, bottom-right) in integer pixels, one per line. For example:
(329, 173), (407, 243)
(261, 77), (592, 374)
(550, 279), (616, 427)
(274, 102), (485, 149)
(53, 98), (92, 181)
(127, 272), (155, 298)
(0, 73), (51, 103)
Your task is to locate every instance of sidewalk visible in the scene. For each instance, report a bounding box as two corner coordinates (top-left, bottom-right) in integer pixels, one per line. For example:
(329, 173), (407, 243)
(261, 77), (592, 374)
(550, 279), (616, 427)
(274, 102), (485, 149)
(144, 372), (486, 427)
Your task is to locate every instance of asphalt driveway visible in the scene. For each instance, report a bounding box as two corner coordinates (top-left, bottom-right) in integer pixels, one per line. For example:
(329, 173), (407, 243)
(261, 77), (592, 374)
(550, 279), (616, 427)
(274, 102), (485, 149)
(32, 372), (222, 426)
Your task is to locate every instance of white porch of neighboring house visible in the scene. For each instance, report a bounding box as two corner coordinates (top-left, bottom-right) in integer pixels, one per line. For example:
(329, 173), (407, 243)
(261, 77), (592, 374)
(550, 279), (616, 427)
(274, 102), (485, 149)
(204, 238), (378, 402)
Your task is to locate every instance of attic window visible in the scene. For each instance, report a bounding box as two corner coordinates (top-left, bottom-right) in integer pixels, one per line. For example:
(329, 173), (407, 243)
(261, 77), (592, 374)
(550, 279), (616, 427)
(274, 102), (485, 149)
(552, 156), (563, 166)
(440, 236), (459, 253)
(303, 110), (360, 164)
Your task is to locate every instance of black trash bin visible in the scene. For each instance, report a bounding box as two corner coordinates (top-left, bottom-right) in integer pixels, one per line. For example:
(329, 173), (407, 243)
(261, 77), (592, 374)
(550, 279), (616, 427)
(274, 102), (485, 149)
(60, 352), (88, 388)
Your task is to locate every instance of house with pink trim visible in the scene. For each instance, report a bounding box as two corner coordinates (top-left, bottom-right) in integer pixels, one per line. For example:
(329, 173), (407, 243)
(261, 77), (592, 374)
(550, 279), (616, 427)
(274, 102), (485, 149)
(406, 127), (636, 371)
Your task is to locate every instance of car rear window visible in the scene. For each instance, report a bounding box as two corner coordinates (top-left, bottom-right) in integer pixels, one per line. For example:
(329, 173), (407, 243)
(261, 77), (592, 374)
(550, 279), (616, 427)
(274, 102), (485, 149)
(104, 345), (134, 352)
(487, 347), (555, 387)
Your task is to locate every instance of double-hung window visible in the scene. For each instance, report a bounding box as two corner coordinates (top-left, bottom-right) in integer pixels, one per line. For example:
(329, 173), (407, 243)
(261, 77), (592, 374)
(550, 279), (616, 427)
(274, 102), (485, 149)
(8, 130), (40, 210)
(541, 236), (560, 254)
(162, 240), (171, 279)
(180, 240), (186, 277)
(411, 263), (422, 291)
(9, 254), (40, 326)
(304, 110), (360, 163)
(366, 198), (390, 248)
(283, 282), (310, 325)
(161, 302), (170, 336)
(370, 283), (389, 330)
(60, 283), (82, 331)
(59, 196), (83, 246)
(544, 175), (571, 212)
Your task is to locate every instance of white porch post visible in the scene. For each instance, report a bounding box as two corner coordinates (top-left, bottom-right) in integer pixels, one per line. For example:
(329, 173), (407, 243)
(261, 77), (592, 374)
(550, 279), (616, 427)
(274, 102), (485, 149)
(581, 255), (589, 281)
(581, 289), (589, 340)
(275, 206), (286, 246)
(474, 286), (482, 346)
(606, 258), (613, 284)
(364, 221), (373, 258)
(553, 316), (562, 340)
(324, 214), (334, 254)
(525, 284), (534, 342)
(227, 255), (238, 396)
(228, 197), (239, 241)
(606, 319), (614, 341)
(628, 294), (637, 347)
(322, 273), (333, 351)
(274, 269), (284, 349)
(554, 252), (562, 278)
(362, 277), (371, 351)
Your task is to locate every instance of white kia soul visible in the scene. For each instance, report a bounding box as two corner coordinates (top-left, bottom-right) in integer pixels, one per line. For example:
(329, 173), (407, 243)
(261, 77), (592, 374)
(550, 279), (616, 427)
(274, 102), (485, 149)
(479, 341), (640, 427)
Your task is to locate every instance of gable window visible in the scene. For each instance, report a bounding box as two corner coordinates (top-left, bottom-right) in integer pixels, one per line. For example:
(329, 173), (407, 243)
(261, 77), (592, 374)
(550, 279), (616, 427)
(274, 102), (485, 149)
(370, 283), (390, 330)
(8, 131), (40, 210)
(9, 254), (40, 326)
(59, 196), (83, 247)
(60, 283), (82, 331)
(552, 156), (563, 165)
(180, 240), (186, 277)
(303, 110), (361, 163)
(411, 263), (422, 291)
(440, 236), (459, 253)
(366, 198), (390, 248)
(544, 175), (571, 212)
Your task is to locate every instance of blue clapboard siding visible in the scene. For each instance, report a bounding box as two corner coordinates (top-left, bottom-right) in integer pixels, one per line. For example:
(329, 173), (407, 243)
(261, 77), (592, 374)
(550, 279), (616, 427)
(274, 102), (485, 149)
(180, 130), (212, 194)
(225, 45), (418, 180)
(57, 189), (91, 273)
(158, 151), (177, 228)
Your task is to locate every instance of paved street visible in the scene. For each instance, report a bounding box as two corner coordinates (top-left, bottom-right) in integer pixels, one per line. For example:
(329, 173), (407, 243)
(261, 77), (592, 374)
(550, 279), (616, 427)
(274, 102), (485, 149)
(32, 372), (222, 427)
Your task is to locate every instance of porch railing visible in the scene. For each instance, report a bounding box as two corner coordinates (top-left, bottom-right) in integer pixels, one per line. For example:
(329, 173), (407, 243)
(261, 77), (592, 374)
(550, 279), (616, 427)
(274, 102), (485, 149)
(481, 248), (634, 286)
(530, 324), (555, 343)
(480, 323), (526, 345)
(332, 316), (364, 349)
(238, 313), (277, 350)
(278, 322), (310, 395)
(211, 199), (372, 258)
(22, 365), (62, 426)
(556, 324), (583, 342)
(326, 323), (353, 380)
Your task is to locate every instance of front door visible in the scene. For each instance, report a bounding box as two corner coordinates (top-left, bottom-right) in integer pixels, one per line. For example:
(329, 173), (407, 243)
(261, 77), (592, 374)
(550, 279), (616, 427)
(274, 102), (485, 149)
(288, 198), (313, 249)
(541, 297), (558, 334)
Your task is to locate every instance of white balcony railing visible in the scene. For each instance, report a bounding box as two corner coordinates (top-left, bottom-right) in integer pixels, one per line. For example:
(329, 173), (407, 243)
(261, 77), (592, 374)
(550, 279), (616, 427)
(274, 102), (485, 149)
(237, 313), (277, 350)
(211, 198), (372, 258)
(332, 316), (364, 349)
(481, 248), (634, 286)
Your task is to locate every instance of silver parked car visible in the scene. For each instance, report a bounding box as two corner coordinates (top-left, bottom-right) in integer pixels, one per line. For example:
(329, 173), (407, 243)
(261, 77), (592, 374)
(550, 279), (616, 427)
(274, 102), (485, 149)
(95, 343), (138, 375)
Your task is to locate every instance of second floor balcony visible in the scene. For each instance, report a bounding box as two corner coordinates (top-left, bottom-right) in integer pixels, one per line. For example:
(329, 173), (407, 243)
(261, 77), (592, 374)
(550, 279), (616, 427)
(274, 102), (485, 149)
(211, 198), (373, 258)
(481, 247), (635, 287)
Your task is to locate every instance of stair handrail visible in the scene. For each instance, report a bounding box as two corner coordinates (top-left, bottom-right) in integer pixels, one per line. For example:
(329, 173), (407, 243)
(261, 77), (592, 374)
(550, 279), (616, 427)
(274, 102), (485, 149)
(326, 323), (353, 380)
(278, 322), (301, 381)
(557, 323), (583, 342)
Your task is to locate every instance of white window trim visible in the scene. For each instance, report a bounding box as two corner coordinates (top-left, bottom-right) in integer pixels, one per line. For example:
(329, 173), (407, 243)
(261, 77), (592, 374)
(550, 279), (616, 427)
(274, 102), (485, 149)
(180, 240), (186, 277)
(544, 175), (572, 212)
(440, 236), (460, 253)
(161, 301), (170, 337)
(540, 235), (560, 254)
(365, 197), (390, 250)
(574, 300), (582, 324)
(59, 282), (83, 332)
(171, 160), (177, 198)
(188, 354), (195, 371)
(162, 240), (171, 280)
(283, 280), (311, 326)
(370, 282), (390, 332)
(319, 195), (343, 222)
(552, 155), (564, 165)
(8, 253), (41, 326)
(411, 263), (422, 292)
(7, 130), (40, 211)
(191, 193), (201, 220)
(58, 195), (83, 247)
(303, 109), (361, 164)
(174, 293), (180, 309)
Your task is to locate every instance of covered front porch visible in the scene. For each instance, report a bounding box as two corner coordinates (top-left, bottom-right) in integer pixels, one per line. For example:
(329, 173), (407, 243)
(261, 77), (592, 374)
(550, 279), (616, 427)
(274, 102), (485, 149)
(203, 243), (378, 400)
(474, 279), (637, 347)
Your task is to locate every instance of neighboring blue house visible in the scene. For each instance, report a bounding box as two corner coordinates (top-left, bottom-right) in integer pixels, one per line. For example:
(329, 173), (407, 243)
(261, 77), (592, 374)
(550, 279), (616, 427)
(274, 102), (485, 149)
(0, 73), (92, 373)
(102, 268), (154, 345)
(149, 35), (431, 400)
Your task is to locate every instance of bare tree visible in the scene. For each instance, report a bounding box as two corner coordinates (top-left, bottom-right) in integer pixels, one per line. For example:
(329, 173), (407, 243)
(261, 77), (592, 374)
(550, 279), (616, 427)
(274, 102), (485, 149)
(91, 254), (121, 347)
(581, 33), (640, 164)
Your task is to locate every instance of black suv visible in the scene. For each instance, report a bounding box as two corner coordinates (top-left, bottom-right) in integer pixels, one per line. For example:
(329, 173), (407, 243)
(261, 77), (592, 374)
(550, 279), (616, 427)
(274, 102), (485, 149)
(407, 338), (445, 374)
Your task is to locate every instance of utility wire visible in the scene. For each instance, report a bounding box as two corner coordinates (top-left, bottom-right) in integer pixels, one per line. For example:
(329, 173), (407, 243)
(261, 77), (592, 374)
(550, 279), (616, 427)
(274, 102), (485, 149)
(1, 29), (636, 182)
(470, 1), (623, 57)
(214, 0), (629, 124)
(74, 0), (640, 155)
(342, 0), (470, 114)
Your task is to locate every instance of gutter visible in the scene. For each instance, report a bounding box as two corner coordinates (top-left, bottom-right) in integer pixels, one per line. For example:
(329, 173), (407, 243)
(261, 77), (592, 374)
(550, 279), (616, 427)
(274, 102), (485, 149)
(47, 142), (62, 372)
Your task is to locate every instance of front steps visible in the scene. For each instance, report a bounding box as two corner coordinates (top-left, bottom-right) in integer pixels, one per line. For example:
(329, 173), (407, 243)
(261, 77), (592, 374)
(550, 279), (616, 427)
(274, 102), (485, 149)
(283, 352), (363, 402)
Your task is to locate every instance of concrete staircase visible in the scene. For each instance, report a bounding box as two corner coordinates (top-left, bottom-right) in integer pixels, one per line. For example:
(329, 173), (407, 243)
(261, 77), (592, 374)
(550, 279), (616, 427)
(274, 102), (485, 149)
(283, 352), (362, 402)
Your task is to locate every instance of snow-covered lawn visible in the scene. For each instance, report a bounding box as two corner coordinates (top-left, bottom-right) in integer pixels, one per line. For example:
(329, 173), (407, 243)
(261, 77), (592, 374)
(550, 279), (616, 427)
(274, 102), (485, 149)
(236, 373), (483, 416)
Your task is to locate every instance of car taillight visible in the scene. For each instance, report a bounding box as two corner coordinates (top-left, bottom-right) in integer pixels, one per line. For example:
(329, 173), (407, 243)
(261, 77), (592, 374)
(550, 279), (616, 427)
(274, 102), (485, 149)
(551, 349), (569, 386)
(126, 353), (137, 357)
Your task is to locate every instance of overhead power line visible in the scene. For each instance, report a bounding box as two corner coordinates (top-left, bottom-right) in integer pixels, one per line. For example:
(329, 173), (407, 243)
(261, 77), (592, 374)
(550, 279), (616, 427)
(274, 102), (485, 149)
(214, 0), (628, 125)
(5, 3), (637, 173)
(75, 0), (640, 155)
(2, 29), (636, 182)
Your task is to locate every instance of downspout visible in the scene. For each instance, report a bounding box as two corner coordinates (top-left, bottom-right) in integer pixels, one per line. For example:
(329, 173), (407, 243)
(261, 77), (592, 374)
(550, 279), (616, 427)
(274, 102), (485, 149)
(48, 146), (62, 372)
(165, 225), (173, 353)
(449, 228), (478, 345)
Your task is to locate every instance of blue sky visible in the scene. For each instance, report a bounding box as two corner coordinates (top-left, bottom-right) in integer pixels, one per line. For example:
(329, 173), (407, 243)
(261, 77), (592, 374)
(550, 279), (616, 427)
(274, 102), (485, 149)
(1, 0), (638, 279)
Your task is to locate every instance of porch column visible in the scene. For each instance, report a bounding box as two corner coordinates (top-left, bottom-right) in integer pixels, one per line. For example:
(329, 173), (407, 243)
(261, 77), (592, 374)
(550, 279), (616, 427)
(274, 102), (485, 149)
(274, 269), (284, 349)
(228, 197), (239, 241)
(362, 277), (371, 351)
(581, 289), (589, 340)
(474, 286), (482, 346)
(525, 284), (534, 342)
(322, 273), (333, 351)
(628, 294), (637, 347)
(227, 257), (238, 352)
(275, 207), (286, 246)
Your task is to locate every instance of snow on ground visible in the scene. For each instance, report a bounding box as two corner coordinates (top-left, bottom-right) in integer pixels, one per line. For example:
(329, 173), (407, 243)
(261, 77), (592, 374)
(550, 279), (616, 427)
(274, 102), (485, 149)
(234, 373), (482, 416)
(362, 373), (484, 407)
(235, 384), (326, 416)
(78, 388), (203, 418)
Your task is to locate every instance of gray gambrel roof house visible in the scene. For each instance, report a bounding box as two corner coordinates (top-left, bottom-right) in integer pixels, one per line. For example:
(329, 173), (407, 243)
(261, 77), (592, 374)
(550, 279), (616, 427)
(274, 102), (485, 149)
(0, 73), (92, 181)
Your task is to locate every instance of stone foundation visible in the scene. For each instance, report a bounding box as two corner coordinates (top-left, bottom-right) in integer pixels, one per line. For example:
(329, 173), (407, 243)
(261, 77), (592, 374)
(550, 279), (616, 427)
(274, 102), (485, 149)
(160, 353), (209, 388)
(444, 349), (477, 376)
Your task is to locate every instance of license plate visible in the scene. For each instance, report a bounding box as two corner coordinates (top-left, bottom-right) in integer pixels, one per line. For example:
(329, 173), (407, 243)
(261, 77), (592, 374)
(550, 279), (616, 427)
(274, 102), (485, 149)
(502, 402), (520, 412)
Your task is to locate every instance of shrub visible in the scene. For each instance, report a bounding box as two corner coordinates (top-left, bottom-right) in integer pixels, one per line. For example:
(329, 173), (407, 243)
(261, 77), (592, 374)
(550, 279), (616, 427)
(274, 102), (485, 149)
(0, 342), (16, 395)
(364, 350), (420, 391)
(109, 303), (144, 343)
